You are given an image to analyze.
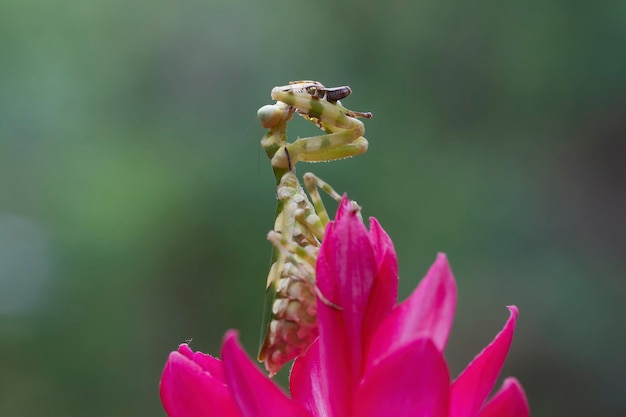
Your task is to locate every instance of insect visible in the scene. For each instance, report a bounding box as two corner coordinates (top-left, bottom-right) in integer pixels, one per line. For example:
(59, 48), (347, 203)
(256, 81), (372, 375)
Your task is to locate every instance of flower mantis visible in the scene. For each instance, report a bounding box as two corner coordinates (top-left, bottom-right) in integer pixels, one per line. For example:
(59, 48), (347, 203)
(256, 81), (372, 375)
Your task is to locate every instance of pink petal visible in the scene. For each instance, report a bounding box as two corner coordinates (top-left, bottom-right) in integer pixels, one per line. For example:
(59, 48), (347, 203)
(354, 338), (450, 417)
(221, 331), (310, 417)
(316, 200), (378, 417)
(333, 194), (350, 221)
(362, 217), (399, 354)
(450, 306), (519, 417)
(290, 340), (331, 417)
(479, 378), (529, 417)
(177, 344), (226, 383)
(366, 253), (457, 368)
(160, 347), (240, 417)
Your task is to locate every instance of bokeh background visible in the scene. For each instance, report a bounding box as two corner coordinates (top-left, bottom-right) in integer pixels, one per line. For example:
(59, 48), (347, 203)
(1, 0), (625, 415)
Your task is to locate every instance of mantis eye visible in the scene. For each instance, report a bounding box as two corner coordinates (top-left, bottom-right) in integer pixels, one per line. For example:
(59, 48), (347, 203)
(305, 85), (320, 96)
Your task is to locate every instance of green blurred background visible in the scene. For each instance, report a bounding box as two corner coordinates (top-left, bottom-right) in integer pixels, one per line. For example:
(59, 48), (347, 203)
(1, 0), (624, 415)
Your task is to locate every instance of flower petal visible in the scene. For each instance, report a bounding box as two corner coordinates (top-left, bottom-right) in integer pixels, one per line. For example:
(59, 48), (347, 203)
(332, 194), (352, 221)
(450, 306), (519, 417)
(362, 217), (399, 353)
(479, 378), (529, 417)
(290, 340), (331, 417)
(221, 331), (310, 417)
(366, 253), (456, 368)
(160, 347), (240, 417)
(354, 338), (450, 417)
(177, 343), (226, 383)
(316, 199), (378, 417)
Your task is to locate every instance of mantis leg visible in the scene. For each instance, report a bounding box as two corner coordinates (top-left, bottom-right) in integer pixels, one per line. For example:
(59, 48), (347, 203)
(292, 172), (347, 241)
(302, 172), (342, 227)
(287, 125), (369, 165)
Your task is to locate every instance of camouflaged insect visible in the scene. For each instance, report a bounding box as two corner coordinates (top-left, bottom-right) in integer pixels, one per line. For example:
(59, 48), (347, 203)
(256, 81), (372, 375)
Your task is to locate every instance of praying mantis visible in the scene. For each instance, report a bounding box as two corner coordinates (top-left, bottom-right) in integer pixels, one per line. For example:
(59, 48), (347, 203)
(256, 81), (372, 375)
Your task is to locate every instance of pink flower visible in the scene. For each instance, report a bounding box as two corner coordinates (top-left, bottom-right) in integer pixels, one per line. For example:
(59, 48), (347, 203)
(160, 198), (530, 417)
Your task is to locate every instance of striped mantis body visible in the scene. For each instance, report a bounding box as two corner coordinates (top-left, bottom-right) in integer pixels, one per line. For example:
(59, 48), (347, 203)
(256, 81), (372, 375)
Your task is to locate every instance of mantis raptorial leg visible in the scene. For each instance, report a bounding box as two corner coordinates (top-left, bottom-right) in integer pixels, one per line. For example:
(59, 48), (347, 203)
(256, 81), (372, 375)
